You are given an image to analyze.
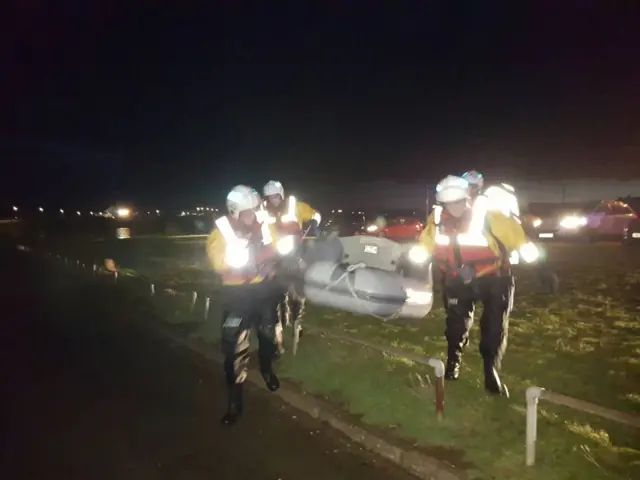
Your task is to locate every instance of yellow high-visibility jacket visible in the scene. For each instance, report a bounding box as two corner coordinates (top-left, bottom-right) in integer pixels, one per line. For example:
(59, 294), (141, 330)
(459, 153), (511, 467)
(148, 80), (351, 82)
(206, 218), (275, 286)
(418, 209), (538, 277)
(264, 196), (321, 241)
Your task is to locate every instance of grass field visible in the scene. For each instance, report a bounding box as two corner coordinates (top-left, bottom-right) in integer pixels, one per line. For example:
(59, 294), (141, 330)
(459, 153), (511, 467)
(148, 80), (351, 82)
(29, 234), (640, 479)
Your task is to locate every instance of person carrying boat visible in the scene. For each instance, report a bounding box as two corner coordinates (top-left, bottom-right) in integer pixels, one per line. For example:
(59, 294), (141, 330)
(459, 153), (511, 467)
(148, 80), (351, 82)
(262, 180), (322, 353)
(416, 175), (543, 397)
(206, 185), (281, 426)
(463, 169), (520, 221)
(461, 169), (485, 204)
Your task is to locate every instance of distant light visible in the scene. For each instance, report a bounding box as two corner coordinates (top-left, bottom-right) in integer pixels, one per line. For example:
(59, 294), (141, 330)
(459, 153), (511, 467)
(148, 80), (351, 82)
(116, 207), (131, 218)
(90, 211), (94, 215)
(38, 207), (44, 212)
(156, 209), (160, 214)
(337, 209), (342, 213)
(116, 227), (131, 240)
(59, 209), (64, 214)
(181, 211), (186, 216)
(12, 206), (18, 211)
(76, 211), (81, 216)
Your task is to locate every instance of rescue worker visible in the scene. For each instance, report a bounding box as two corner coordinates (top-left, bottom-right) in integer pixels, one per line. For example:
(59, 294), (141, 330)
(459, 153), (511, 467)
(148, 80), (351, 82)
(206, 185), (281, 426)
(417, 175), (543, 397)
(462, 170), (485, 203)
(262, 180), (322, 352)
(464, 170), (522, 263)
(463, 169), (520, 219)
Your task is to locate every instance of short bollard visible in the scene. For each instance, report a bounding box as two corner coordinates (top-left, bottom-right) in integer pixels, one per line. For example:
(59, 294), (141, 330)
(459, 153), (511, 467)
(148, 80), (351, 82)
(204, 297), (211, 319)
(190, 291), (198, 312)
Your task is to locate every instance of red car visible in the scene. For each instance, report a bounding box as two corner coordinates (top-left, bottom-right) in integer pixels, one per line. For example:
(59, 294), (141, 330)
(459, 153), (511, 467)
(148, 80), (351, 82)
(363, 210), (426, 242)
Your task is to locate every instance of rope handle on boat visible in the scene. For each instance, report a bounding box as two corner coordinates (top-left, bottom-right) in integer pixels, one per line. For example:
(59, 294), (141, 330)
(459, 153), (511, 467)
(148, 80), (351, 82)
(323, 263), (400, 322)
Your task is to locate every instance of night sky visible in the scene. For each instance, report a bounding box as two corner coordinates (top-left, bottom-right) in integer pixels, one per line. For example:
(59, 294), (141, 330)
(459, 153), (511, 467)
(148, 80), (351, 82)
(2, 1), (639, 208)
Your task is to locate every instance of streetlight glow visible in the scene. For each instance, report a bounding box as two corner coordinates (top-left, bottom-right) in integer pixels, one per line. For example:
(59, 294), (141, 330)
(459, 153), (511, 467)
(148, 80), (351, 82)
(116, 208), (131, 218)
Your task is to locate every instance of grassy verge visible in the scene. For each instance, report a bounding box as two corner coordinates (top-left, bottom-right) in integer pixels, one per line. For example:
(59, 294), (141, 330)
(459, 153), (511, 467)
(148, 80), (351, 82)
(35, 237), (640, 479)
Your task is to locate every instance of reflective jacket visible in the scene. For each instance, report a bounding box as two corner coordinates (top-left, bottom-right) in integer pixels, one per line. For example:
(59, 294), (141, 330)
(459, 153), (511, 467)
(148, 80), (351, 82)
(264, 195), (321, 240)
(206, 215), (277, 286)
(419, 201), (538, 279)
(484, 183), (520, 219)
(482, 183), (523, 263)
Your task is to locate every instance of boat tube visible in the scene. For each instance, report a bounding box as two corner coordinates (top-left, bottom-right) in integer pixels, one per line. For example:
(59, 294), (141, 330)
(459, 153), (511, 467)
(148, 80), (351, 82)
(301, 236), (433, 319)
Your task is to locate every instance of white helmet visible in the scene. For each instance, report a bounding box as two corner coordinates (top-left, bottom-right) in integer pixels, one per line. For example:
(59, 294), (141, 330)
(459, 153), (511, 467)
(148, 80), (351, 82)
(462, 170), (484, 188)
(263, 180), (284, 198)
(436, 175), (470, 203)
(226, 185), (261, 218)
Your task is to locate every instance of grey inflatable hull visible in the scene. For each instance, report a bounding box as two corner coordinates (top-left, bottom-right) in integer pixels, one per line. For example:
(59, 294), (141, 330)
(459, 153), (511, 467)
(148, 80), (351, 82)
(302, 236), (434, 319)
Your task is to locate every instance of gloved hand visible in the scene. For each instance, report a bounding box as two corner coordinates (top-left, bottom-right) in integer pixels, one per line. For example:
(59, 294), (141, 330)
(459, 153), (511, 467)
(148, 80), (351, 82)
(537, 264), (559, 294)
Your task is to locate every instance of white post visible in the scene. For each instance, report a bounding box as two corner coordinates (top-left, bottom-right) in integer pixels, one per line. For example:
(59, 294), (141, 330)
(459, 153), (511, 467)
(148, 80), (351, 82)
(150, 284), (155, 295)
(204, 297), (210, 319)
(190, 291), (198, 311)
(92, 264), (97, 275)
(292, 320), (301, 356)
(526, 386), (544, 466)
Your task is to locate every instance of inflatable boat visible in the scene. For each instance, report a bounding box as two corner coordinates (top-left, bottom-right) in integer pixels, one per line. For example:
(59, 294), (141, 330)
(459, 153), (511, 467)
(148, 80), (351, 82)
(300, 236), (434, 320)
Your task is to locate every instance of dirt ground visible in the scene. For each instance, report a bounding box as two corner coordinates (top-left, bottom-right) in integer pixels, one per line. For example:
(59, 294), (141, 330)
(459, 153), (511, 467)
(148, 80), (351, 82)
(0, 249), (417, 480)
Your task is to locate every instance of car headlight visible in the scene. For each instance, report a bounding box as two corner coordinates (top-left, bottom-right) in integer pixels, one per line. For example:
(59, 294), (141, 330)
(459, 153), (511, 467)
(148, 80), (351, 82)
(408, 245), (429, 264)
(226, 247), (250, 268)
(532, 218), (542, 228)
(519, 242), (540, 263)
(559, 216), (587, 229)
(276, 235), (296, 255)
(366, 224), (379, 232)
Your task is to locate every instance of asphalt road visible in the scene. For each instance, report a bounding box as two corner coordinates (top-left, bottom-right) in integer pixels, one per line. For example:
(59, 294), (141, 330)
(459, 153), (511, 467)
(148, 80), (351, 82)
(0, 251), (417, 480)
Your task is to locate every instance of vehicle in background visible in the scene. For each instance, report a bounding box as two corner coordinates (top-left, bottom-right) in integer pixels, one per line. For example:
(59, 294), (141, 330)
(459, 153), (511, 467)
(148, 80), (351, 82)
(361, 209), (426, 242)
(529, 200), (638, 242)
(619, 197), (640, 244)
(521, 212), (543, 237)
(623, 217), (640, 244)
(320, 210), (367, 237)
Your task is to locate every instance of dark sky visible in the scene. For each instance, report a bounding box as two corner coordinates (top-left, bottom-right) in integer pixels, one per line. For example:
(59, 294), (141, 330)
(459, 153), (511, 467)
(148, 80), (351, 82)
(2, 1), (640, 207)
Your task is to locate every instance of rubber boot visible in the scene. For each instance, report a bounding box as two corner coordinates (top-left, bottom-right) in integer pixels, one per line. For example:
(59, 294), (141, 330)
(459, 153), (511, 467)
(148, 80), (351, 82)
(220, 383), (244, 426)
(262, 372), (280, 392)
(444, 355), (461, 380)
(444, 358), (461, 381)
(445, 336), (470, 381)
(444, 341), (465, 381)
(483, 359), (509, 397)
